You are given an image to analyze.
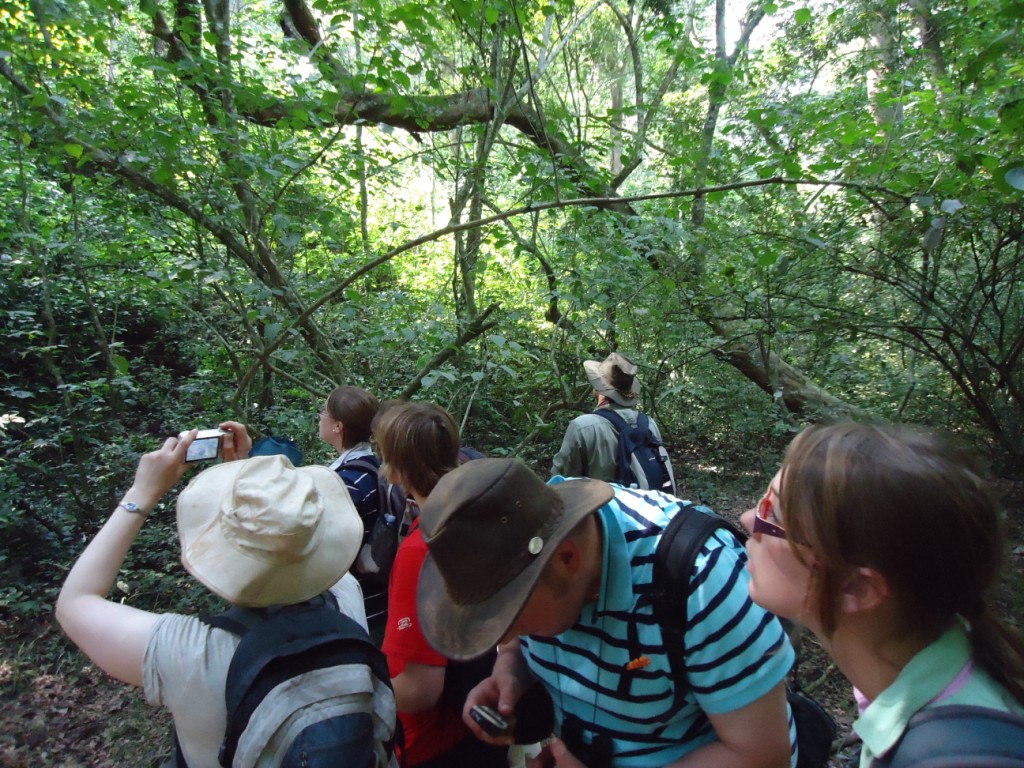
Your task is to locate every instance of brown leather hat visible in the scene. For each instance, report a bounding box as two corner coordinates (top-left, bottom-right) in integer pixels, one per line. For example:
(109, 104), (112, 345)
(584, 352), (641, 406)
(416, 458), (613, 660)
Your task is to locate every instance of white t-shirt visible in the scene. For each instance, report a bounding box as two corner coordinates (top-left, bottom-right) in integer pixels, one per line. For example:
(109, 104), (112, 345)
(142, 574), (366, 768)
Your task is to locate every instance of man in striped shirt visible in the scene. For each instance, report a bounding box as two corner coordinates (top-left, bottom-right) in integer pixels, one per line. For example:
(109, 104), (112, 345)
(416, 458), (796, 768)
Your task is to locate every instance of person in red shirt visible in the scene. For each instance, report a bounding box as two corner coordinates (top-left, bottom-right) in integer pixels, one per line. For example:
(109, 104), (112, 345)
(374, 402), (505, 768)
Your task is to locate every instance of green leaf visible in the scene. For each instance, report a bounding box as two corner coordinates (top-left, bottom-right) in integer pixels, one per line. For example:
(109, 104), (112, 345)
(111, 354), (130, 375)
(392, 70), (411, 89)
(64, 143), (84, 158)
(795, 7), (812, 24)
(963, 29), (1015, 85)
(485, 6), (500, 24)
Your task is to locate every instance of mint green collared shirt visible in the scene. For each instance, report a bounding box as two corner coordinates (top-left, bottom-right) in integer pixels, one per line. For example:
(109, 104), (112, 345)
(856, 620), (1024, 767)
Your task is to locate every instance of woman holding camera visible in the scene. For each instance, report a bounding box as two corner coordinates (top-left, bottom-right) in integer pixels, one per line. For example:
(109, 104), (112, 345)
(54, 431), (371, 766)
(742, 422), (1024, 766)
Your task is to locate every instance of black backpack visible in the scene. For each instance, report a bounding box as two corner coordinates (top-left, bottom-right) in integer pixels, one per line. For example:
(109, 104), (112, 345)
(340, 457), (411, 584)
(591, 409), (675, 495)
(871, 704), (1024, 767)
(651, 503), (837, 768)
(188, 591), (398, 768)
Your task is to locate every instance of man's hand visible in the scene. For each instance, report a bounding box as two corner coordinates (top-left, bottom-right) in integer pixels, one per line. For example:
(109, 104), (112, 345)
(219, 420), (253, 461)
(463, 676), (519, 745)
(463, 639), (536, 745)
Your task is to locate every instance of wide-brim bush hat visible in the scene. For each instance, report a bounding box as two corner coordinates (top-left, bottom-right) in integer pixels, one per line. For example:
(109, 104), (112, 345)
(417, 458), (613, 660)
(584, 352), (641, 406)
(177, 454), (361, 607)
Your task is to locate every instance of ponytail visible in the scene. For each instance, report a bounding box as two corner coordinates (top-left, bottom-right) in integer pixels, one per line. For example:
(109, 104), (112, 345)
(968, 601), (1024, 707)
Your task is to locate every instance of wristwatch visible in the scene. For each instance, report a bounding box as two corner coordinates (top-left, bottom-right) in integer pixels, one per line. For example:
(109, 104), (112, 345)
(118, 501), (148, 517)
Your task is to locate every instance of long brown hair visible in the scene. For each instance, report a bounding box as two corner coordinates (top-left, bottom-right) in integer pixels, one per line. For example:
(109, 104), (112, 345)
(373, 402), (460, 498)
(781, 422), (1024, 705)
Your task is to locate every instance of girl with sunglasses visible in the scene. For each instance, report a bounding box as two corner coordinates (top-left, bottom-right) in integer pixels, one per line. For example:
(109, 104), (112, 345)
(742, 422), (1024, 767)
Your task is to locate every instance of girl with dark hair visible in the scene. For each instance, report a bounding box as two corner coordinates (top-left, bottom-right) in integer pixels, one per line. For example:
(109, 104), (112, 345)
(320, 385), (380, 493)
(319, 385), (387, 638)
(742, 422), (1024, 766)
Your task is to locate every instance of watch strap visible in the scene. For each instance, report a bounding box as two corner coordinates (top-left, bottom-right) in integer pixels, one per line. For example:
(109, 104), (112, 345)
(118, 501), (149, 517)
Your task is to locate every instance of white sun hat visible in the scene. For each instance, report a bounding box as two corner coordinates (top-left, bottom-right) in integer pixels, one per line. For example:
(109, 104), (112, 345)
(176, 454), (360, 607)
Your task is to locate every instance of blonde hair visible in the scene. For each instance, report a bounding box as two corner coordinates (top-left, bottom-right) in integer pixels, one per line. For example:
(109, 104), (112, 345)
(373, 402), (459, 498)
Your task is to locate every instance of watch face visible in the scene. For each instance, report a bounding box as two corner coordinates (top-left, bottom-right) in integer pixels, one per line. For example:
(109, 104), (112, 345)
(120, 502), (142, 514)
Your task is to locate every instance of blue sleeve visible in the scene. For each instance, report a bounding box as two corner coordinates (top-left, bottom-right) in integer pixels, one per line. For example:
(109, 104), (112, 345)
(683, 528), (794, 714)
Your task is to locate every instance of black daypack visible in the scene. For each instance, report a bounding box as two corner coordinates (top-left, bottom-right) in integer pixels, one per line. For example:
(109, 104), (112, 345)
(341, 457), (411, 584)
(651, 503), (837, 768)
(345, 450), (484, 584)
(199, 591), (398, 768)
(871, 704), (1024, 768)
(591, 409), (675, 495)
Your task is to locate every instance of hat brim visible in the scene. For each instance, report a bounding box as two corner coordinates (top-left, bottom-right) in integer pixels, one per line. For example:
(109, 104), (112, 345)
(583, 360), (640, 407)
(417, 477), (613, 660)
(177, 460), (361, 607)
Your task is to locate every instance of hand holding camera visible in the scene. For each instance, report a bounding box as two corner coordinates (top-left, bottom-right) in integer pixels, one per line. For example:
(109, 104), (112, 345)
(179, 429), (226, 463)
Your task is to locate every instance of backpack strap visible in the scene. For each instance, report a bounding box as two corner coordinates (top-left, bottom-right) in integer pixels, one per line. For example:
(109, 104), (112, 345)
(873, 704), (1024, 768)
(202, 591), (339, 637)
(650, 508), (837, 768)
(338, 457), (381, 476)
(203, 606), (264, 636)
(592, 408), (654, 441)
(592, 407), (630, 431)
(651, 503), (746, 703)
(591, 408), (634, 487)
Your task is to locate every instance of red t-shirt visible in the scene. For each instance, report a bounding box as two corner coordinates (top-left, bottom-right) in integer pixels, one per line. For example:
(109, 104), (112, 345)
(382, 522), (470, 765)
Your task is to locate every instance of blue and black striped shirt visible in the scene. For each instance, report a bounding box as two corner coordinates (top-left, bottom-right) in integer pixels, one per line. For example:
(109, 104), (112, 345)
(521, 481), (796, 767)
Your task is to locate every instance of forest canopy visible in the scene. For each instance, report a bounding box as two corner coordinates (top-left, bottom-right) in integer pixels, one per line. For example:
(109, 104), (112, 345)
(2, 0), (1023, 618)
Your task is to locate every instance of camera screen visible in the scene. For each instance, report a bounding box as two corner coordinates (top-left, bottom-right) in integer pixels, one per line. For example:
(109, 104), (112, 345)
(186, 436), (221, 462)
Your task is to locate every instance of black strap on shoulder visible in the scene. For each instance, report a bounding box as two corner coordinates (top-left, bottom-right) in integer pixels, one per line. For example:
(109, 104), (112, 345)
(651, 503), (746, 704)
(588, 408), (622, 479)
(338, 456), (380, 475)
(653, 509), (837, 768)
(592, 407), (629, 433)
(592, 408), (632, 486)
(201, 590), (339, 636)
(873, 704), (1024, 768)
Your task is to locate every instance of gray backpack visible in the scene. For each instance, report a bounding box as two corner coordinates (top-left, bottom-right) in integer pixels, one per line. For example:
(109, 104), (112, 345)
(871, 704), (1024, 768)
(176, 592), (398, 768)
